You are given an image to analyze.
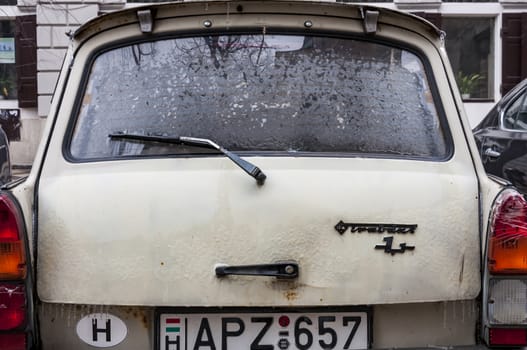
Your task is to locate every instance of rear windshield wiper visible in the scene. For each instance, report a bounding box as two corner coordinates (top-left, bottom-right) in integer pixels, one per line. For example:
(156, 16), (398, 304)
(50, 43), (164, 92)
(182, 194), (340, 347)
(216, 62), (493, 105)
(108, 132), (266, 186)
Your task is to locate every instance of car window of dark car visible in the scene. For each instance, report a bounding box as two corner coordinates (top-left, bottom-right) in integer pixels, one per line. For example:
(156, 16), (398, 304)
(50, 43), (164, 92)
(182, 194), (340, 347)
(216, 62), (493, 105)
(503, 89), (527, 130)
(69, 34), (449, 160)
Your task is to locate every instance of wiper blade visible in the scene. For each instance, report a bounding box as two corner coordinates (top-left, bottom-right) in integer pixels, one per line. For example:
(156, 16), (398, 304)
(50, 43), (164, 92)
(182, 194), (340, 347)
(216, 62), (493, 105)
(108, 133), (267, 186)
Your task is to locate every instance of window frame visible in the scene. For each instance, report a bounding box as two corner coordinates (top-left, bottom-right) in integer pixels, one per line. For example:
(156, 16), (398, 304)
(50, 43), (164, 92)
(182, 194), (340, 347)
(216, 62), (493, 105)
(0, 18), (17, 101)
(442, 16), (496, 102)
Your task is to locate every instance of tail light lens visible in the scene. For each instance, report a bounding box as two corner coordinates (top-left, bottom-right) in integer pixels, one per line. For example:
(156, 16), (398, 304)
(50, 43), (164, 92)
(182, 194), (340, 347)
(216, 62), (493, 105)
(488, 189), (527, 274)
(486, 189), (527, 347)
(0, 193), (30, 349)
(0, 283), (25, 330)
(0, 334), (26, 350)
(0, 195), (25, 280)
(489, 328), (527, 346)
(488, 279), (527, 324)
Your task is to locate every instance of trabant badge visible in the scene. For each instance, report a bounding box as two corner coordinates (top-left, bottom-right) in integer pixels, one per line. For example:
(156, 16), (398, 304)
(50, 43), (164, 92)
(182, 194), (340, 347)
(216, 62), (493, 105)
(335, 221), (417, 255)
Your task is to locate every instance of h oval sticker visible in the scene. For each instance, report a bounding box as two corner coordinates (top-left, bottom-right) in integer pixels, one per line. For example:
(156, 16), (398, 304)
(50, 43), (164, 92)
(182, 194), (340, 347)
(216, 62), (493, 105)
(76, 313), (127, 347)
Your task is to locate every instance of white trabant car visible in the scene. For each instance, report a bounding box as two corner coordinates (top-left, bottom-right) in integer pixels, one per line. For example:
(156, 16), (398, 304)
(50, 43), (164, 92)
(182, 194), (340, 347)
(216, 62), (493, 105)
(0, 1), (525, 349)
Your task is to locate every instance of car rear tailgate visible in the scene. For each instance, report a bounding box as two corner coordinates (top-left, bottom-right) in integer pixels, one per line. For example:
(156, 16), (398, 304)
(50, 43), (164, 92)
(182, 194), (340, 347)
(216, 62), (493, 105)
(36, 156), (480, 306)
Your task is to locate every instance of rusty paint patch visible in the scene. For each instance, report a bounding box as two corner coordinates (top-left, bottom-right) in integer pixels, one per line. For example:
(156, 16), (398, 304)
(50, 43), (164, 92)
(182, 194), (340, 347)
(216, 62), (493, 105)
(284, 290), (298, 301)
(121, 306), (150, 329)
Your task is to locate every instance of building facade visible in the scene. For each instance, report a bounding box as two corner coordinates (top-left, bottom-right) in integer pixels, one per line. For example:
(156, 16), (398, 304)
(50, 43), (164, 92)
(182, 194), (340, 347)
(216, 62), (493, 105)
(2, 0), (527, 165)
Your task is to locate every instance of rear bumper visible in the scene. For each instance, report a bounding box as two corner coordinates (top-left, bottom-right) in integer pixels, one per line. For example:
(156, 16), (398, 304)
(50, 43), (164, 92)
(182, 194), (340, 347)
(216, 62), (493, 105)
(37, 301), (485, 350)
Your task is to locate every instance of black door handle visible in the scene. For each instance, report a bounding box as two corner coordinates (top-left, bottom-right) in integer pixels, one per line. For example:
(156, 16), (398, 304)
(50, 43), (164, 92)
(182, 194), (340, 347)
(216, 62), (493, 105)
(215, 261), (299, 279)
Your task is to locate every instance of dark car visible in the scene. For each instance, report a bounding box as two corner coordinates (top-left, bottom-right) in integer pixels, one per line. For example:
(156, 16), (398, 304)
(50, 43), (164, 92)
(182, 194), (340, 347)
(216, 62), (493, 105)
(473, 79), (527, 193)
(0, 125), (10, 184)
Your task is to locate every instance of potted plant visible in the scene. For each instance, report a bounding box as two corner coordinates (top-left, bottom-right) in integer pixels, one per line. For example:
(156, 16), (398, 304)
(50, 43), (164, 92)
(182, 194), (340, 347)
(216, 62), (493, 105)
(0, 76), (11, 99)
(456, 71), (481, 99)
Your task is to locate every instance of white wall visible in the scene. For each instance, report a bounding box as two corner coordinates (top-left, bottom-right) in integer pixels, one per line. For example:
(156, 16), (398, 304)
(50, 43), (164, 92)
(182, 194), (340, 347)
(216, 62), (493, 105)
(9, 108), (45, 165)
(464, 102), (495, 128)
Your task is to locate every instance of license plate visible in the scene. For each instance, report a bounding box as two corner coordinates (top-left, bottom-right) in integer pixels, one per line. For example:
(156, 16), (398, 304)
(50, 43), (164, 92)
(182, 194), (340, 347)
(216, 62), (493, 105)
(158, 309), (369, 350)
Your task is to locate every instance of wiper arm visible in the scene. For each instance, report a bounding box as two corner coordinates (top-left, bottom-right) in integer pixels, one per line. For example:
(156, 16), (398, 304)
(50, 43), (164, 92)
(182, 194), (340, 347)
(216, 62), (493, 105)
(108, 133), (267, 186)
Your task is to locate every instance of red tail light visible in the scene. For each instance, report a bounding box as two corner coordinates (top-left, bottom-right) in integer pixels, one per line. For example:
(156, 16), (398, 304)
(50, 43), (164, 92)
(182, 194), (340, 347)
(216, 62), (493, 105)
(485, 189), (527, 347)
(0, 333), (26, 350)
(488, 189), (527, 274)
(0, 193), (31, 349)
(0, 283), (25, 330)
(0, 194), (25, 280)
(489, 328), (527, 346)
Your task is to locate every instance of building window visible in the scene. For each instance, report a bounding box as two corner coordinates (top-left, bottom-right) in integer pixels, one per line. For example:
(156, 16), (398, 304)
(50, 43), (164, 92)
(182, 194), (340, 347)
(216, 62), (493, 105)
(0, 20), (15, 100)
(443, 17), (494, 100)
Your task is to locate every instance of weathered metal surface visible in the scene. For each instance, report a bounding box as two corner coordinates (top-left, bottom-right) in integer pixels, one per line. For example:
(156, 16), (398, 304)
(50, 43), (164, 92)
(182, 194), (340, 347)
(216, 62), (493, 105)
(38, 304), (151, 350)
(37, 157), (480, 306)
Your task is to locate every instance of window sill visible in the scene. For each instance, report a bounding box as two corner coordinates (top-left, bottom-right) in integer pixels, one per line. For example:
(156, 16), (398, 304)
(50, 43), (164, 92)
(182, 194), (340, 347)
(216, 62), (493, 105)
(0, 99), (18, 108)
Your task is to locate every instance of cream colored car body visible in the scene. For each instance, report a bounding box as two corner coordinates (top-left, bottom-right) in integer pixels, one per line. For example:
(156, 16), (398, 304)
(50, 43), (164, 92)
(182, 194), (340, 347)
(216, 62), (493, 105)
(8, 1), (505, 349)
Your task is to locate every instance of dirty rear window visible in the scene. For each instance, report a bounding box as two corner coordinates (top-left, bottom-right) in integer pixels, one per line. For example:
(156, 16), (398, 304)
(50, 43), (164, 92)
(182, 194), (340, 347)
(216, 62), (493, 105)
(69, 34), (449, 160)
